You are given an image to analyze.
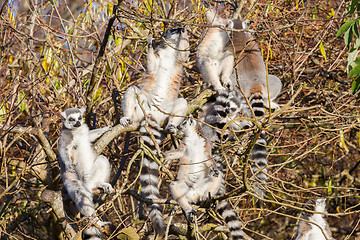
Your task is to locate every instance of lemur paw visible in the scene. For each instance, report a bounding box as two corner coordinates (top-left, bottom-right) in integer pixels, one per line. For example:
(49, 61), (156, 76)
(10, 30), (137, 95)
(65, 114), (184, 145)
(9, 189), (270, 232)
(210, 168), (220, 177)
(185, 209), (197, 223)
(101, 183), (114, 194)
(120, 117), (132, 127)
(165, 124), (177, 134)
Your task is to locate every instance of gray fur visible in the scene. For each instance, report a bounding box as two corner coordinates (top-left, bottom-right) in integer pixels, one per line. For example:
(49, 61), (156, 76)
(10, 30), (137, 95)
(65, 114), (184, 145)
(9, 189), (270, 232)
(167, 118), (245, 239)
(120, 28), (190, 237)
(58, 107), (113, 239)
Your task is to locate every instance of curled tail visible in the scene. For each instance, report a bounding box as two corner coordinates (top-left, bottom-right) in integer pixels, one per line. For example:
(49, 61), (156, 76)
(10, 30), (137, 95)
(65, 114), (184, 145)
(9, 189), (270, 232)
(139, 116), (166, 236)
(249, 91), (267, 200)
(215, 163), (245, 240)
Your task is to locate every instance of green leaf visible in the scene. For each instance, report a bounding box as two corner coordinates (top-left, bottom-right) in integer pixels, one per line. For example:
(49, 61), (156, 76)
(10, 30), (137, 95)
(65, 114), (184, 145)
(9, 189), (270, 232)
(345, 26), (354, 49)
(348, 63), (360, 78)
(336, 20), (355, 38)
(351, 75), (360, 93)
(353, 22), (359, 38)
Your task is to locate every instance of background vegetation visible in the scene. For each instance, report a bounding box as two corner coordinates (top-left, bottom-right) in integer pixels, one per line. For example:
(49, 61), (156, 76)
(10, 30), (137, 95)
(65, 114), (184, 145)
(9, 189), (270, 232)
(0, 0), (359, 239)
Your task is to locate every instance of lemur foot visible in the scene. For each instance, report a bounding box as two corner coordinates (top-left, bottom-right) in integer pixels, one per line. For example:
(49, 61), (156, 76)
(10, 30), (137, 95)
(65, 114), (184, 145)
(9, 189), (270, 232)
(120, 117), (132, 127)
(185, 209), (197, 223)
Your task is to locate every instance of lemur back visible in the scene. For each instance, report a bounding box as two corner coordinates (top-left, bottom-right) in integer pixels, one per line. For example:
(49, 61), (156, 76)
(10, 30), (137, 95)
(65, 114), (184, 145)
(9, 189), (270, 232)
(165, 117), (244, 240)
(120, 28), (189, 236)
(58, 108), (113, 239)
(294, 199), (334, 240)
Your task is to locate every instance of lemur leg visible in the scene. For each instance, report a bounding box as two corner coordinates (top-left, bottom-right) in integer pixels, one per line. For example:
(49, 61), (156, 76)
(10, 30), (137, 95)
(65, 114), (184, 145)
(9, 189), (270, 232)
(87, 155), (113, 194)
(63, 177), (95, 217)
(120, 86), (146, 126)
(200, 174), (223, 202)
(164, 147), (185, 160)
(89, 126), (111, 142)
(165, 98), (188, 133)
(170, 181), (198, 222)
(220, 54), (235, 89)
(198, 58), (224, 92)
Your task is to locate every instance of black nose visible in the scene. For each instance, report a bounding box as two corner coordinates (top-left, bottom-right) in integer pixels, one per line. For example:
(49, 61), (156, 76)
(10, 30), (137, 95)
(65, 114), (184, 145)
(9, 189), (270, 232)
(74, 121), (81, 127)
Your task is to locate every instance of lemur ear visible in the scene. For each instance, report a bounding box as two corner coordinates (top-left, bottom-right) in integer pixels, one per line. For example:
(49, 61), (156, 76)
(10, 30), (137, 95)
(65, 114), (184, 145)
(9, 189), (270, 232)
(79, 108), (86, 115)
(60, 111), (67, 119)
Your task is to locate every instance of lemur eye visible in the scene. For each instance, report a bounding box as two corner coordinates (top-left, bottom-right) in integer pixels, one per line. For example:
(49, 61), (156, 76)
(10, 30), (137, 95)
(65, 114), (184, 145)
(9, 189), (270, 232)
(78, 116), (82, 120)
(230, 107), (236, 112)
(69, 117), (75, 122)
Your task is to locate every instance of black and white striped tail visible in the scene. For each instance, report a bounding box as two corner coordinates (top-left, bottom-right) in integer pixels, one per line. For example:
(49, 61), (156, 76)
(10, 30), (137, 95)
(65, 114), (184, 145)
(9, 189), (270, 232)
(250, 130), (267, 199)
(215, 163), (245, 240)
(216, 200), (245, 240)
(205, 91), (244, 142)
(249, 92), (267, 200)
(139, 116), (166, 236)
(249, 92), (265, 117)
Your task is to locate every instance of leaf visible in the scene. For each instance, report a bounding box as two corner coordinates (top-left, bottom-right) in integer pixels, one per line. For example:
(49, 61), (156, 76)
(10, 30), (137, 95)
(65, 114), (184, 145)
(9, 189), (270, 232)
(348, 63), (360, 78)
(319, 42), (327, 62)
(345, 26), (354, 49)
(116, 227), (140, 240)
(336, 20), (355, 38)
(339, 130), (349, 153)
(347, 49), (359, 73)
(351, 75), (360, 93)
(353, 22), (359, 38)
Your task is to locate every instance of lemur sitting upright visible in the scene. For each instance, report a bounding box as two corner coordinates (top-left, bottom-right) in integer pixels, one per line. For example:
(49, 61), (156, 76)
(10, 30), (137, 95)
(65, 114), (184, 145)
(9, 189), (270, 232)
(120, 27), (189, 237)
(58, 107), (113, 240)
(165, 117), (245, 240)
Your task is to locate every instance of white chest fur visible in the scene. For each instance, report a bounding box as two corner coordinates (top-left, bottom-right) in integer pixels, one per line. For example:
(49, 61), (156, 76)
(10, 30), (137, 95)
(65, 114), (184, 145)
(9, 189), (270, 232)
(69, 125), (96, 179)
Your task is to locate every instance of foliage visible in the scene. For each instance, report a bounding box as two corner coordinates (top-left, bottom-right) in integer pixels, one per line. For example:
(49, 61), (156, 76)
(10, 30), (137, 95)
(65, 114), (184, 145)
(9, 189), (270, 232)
(0, 0), (359, 239)
(337, 0), (360, 93)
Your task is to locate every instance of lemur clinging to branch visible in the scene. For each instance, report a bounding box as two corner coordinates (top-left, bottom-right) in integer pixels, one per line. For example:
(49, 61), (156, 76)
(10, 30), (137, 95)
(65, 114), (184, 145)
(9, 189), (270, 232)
(120, 27), (189, 236)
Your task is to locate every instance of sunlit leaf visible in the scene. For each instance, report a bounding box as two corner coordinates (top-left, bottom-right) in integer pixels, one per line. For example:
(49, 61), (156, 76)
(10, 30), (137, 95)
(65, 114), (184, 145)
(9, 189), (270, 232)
(339, 130), (349, 153)
(116, 227), (140, 240)
(319, 42), (327, 62)
(336, 20), (355, 38)
(348, 63), (360, 78)
(344, 26), (354, 49)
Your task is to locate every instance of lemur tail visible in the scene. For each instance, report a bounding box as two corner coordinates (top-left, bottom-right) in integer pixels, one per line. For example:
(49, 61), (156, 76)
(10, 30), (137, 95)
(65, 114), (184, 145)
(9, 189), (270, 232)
(139, 116), (166, 236)
(216, 164), (245, 240)
(249, 91), (268, 200)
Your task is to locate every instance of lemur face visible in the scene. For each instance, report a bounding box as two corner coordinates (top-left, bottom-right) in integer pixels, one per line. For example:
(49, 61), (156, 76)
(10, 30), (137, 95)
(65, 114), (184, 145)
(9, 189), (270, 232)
(176, 117), (196, 135)
(61, 108), (85, 130)
(164, 27), (185, 45)
(315, 198), (327, 213)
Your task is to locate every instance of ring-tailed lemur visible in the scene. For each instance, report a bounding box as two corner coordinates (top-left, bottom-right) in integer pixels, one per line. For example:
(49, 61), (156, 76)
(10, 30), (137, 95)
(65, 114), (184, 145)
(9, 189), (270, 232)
(197, 5), (235, 92)
(58, 107), (113, 240)
(294, 199), (334, 240)
(197, 5), (282, 110)
(165, 117), (244, 240)
(120, 28), (189, 236)
(198, 5), (282, 200)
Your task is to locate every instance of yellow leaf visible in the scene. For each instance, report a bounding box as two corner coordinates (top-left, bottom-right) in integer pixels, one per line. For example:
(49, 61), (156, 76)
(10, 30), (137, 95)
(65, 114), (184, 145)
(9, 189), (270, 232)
(116, 227), (140, 240)
(339, 130), (349, 153)
(319, 42), (327, 63)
